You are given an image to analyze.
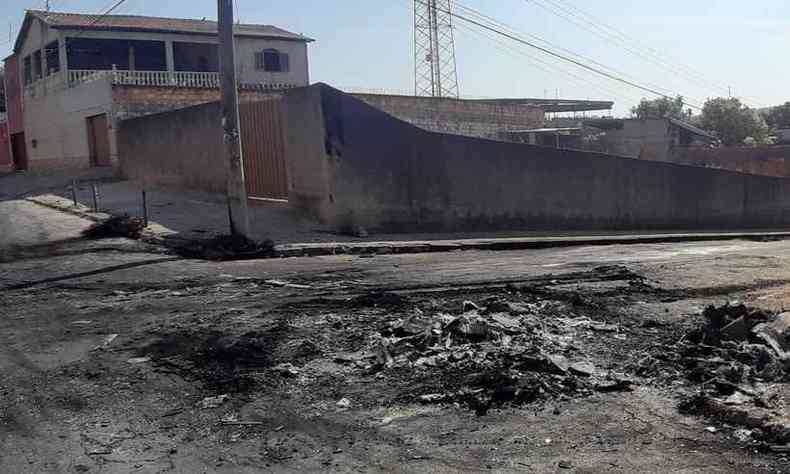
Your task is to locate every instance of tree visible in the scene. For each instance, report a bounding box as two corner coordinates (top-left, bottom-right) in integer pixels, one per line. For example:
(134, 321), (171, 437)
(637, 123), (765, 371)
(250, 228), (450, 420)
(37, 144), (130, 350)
(764, 102), (790, 129)
(631, 95), (686, 120)
(698, 97), (772, 146)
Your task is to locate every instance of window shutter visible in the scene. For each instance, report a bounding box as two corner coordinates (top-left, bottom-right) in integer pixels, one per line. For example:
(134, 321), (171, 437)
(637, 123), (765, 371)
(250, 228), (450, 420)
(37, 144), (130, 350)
(280, 53), (290, 72)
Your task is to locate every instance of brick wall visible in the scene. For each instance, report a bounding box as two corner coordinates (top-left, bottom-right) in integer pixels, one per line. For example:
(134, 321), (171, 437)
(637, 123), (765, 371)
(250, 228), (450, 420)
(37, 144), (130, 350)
(671, 146), (790, 178)
(351, 93), (545, 141)
(113, 85), (284, 122)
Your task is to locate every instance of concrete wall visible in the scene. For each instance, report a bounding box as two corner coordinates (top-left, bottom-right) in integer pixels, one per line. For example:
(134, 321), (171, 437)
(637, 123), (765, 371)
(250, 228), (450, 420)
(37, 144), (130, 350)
(671, 145), (790, 178)
(118, 101), (226, 192)
(585, 119), (672, 161)
(22, 77), (115, 170)
(285, 84), (790, 233)
(351, 93), (544, 140)
(116, 89), (287, 192)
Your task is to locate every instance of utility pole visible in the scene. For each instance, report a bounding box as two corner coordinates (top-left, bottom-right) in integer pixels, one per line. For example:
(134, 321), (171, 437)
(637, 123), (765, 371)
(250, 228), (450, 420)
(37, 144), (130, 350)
(217, 0), (250, 238)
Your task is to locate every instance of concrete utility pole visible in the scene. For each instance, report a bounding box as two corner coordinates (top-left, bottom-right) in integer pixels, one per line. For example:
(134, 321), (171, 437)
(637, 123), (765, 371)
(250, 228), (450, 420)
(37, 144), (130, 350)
(217, 0), (250, 238)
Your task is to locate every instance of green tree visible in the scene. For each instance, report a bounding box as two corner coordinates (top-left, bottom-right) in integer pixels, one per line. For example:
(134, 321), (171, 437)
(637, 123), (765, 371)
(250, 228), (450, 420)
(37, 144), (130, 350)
(764, 102), (790, 129)
(698, 97), (772, 146)
(631, 96), (686, 120)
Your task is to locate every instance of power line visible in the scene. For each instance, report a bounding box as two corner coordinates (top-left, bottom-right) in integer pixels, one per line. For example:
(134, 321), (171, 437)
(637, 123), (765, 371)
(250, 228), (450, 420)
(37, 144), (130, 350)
(452, 1), (679, 99)
(70, 0), (130, 39)
(528, 0), (766, 107)
(528, 0), (709, 90)
(452, 20), (643, 108)
(418, 0), (702, 109)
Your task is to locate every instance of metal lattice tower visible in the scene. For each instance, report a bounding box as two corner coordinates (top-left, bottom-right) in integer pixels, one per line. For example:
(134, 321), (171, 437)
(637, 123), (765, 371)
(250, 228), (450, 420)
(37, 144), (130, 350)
(414, 0), (460, 98)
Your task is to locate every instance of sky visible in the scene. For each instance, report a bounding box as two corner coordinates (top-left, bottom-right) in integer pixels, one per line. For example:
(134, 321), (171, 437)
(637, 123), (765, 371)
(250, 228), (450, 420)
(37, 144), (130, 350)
(2, 0), (789, 115)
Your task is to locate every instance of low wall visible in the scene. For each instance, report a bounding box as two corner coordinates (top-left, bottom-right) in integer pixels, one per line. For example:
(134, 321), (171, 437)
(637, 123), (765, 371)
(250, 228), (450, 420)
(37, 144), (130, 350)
(22, 77), (115, 170)
(284, 84), (790, 233)
(671, 145), (790, 178)
(118, 101), (226, 193)
(351, 93), (544, 140)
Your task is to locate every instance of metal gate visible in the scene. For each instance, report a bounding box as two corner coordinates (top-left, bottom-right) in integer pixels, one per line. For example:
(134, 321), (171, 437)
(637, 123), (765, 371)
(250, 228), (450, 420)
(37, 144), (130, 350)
(239, 98), (289, 202)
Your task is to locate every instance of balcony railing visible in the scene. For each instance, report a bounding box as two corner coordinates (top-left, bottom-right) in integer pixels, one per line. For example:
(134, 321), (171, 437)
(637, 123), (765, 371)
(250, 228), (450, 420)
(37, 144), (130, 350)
(67, 69), (296, 91)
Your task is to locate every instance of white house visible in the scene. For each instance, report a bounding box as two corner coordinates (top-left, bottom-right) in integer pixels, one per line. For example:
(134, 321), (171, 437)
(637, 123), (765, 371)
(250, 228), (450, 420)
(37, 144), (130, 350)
(4, 10), (313, 170)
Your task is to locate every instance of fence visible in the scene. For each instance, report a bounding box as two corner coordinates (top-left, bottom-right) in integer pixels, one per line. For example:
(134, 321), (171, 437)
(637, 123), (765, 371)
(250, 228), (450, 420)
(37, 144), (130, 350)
(68, 69), (295, 91)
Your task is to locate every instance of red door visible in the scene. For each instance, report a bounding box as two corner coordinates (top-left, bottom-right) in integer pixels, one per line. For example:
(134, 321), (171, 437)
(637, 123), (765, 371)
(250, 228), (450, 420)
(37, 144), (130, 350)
(10, 132), (28, 171)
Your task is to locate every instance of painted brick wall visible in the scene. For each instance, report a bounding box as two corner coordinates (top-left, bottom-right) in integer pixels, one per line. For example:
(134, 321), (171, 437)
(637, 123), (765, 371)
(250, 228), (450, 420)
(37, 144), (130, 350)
(113, 85), (284, 121)
(352, 93), (544, 141)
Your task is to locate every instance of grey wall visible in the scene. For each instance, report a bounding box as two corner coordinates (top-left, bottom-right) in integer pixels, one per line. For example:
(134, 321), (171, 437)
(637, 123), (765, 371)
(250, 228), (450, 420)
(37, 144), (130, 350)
(118, 101), (226, 192)
(285, 84), (790, 233)
(584, 119), (672, 161)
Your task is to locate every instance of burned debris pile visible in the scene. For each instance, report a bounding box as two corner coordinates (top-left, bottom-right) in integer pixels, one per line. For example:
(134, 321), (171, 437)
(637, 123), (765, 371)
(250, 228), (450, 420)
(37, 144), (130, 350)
(350, 296), (631, 415)
(171, 234), (275, 260)
(679, 303), (790, 445)
(82, 214), (145, 239)
(682, 303), (789, 387)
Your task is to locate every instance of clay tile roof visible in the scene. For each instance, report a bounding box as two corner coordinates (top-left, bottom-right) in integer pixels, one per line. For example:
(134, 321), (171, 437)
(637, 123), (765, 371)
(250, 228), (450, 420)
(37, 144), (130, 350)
(25, 10), (313, 42)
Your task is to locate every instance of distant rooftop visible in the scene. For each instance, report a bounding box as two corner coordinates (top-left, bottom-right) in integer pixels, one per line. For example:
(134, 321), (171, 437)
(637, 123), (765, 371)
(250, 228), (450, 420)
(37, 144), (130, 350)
(471, 98), (615, 113)
(14, 10), (313, 52)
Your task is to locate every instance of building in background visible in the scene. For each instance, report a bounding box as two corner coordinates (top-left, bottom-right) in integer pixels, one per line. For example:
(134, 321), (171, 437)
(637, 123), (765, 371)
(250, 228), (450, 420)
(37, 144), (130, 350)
(352, 92), (613, 142)
(3, 10), (313, 171)
(582, 118), (718, 161)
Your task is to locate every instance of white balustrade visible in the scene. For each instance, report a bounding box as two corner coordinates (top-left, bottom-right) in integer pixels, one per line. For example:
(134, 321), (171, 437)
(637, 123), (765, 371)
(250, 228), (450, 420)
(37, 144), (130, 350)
(50, 69), (296, 93)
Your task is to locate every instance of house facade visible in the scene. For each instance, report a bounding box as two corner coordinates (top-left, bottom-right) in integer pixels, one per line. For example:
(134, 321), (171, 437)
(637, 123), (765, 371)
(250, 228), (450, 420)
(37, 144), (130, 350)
(3, 10), (313, 171)
(582, 117), (717, 161)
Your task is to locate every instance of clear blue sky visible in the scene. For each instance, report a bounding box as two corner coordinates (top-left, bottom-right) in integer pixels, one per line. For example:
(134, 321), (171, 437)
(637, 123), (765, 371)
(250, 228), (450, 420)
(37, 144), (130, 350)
(2, 0), (789, 114)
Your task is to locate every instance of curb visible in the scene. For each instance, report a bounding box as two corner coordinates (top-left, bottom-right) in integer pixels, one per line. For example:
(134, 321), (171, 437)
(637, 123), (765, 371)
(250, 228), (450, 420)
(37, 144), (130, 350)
(25, 196), (108, 223)
(24, 195), (790, 259)
(273, 232), (790, 258)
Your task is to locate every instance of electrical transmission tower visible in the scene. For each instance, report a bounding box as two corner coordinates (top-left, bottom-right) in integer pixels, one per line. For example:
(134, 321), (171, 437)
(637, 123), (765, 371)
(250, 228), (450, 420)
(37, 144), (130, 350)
(414, 0), (460, 98)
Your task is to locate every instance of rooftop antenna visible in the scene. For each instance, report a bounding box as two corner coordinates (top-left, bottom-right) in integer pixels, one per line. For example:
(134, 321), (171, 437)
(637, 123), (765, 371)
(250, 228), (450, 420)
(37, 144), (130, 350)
(414, 0), (460, 98)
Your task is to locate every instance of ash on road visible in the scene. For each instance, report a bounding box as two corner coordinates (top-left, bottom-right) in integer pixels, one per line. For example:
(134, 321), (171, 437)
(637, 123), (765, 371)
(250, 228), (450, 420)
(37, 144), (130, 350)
(3, 216), (790, 472)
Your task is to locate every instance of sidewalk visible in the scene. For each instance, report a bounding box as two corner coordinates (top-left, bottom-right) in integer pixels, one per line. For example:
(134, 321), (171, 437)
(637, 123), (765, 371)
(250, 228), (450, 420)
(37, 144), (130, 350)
(23, 179), (790, 257)
(0, 168), (117, 200)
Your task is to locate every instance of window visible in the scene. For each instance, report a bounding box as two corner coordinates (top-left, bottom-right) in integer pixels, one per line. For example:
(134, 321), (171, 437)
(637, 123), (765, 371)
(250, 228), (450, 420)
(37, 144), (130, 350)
(255, 49), (289, 72)
(45, 41), (60, 75)
(33, 50), (42, 80)
(23, 55), (32, 85)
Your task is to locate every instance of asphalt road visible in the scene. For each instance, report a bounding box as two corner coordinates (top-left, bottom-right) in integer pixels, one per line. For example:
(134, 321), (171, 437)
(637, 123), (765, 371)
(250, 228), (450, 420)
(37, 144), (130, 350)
(4, 201), (790, 472)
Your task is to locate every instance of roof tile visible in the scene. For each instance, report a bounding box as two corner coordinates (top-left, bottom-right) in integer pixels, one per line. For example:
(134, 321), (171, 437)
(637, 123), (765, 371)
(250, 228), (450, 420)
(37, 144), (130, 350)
(27, 10), (312, 42)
